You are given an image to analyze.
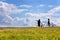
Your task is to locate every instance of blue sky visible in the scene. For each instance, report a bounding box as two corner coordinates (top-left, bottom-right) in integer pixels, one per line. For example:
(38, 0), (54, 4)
(3, 0), (58, 5)
(0, 0), (60, 27)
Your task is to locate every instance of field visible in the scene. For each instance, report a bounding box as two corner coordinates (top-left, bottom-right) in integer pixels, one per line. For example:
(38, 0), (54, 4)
(0, 27), (60, 40)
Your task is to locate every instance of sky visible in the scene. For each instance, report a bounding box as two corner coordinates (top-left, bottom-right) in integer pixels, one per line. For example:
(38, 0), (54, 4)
(0, 0), (60, 27)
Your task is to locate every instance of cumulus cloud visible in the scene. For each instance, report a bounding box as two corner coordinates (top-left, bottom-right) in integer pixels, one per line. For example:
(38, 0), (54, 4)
(48, 6), (60, 15)
(25, 12), (48, 26)
(13, 6), (60, 27)
(0, 1), (60, 27)
(25, 12), (48, 19)
(0, 1), (28, 26)
(47, 6), (60, 26)
(15, 6), (60, 27)
(0, 2), (27, 15)
(24, 6), (60, 26)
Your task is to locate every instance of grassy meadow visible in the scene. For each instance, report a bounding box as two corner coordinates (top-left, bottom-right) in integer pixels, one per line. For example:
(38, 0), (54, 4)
(0, 27), (60, 40)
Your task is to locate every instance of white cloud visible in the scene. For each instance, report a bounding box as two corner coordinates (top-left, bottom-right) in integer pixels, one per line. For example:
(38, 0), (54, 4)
(37, 4), (45, 8)
(24, 6), (60, 26)
(2, 15), (14, 24)
(45, 6), (60, 26)
(0, 1), (60, 27)
(14, 6), (60, 27)
(19, 5), (32, 8)
(37, 4), (54, 9)
(48, 5), (53, 8)
(48, 6), (60, 15)
(14, 17), (27, 23)
(0, 2), (28, 26)
(39, 4), (45, 7)
(0, 2), (27, 15)
(25, 12), (49, 26)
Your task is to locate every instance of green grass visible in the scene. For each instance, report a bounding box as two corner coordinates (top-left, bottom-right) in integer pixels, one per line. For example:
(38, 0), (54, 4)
(0, 27), (60, 40)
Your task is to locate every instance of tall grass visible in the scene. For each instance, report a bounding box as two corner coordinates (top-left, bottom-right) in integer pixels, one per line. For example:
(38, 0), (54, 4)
(0, 27), (60, 40)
